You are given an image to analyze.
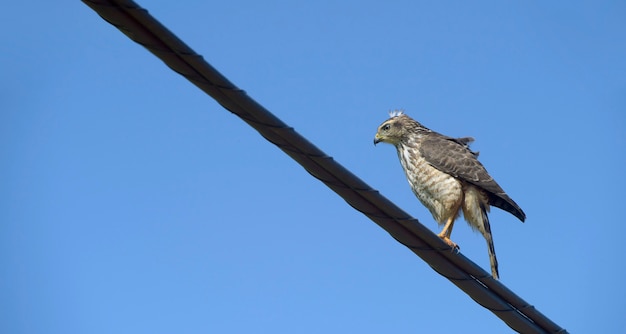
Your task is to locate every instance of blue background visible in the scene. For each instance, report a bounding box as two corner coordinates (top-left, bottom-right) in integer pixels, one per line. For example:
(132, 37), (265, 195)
(2, 1), (625, 333)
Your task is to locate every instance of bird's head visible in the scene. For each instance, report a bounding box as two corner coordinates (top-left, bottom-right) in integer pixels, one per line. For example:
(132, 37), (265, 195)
(374, 110), (423, 146)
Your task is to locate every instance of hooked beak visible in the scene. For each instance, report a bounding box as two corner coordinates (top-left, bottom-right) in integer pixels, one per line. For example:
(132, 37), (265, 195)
(374, 134), (382, 146)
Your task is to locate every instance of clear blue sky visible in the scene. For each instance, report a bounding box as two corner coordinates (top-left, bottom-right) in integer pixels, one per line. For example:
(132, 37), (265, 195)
(2, 1), (625, 333)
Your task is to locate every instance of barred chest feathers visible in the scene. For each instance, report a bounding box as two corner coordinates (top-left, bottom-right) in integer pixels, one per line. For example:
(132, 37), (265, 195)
(395, 141), (463, 225)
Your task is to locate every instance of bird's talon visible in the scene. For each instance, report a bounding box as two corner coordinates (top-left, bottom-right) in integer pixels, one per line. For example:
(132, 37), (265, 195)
(438, 236), (460, 251)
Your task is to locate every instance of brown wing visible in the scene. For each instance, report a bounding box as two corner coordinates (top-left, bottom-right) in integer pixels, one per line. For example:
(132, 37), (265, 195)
(419, 133), (526, 222)
(454, 137), (479, 156)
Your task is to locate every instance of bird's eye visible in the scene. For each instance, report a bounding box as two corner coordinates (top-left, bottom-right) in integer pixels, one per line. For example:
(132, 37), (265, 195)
(382, 124), (391, 131)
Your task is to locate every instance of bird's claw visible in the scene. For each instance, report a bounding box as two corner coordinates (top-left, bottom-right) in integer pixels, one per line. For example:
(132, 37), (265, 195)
(439, 236), (460, 252)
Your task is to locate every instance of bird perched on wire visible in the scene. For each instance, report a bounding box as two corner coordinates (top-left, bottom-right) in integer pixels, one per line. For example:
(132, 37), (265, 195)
(373, 110), (525, 279)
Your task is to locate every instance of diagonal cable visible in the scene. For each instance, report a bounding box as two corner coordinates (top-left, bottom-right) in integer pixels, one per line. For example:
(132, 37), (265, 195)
(81, 1), (567, 333)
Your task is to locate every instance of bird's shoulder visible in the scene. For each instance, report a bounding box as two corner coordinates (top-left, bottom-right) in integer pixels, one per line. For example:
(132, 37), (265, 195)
(418, 132), (486, 183)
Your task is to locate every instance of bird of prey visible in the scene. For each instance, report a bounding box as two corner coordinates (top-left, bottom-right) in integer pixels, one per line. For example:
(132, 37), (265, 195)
(373, 111), (525, 279)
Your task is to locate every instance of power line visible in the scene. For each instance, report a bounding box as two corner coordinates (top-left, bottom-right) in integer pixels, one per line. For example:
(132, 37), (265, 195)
(81, 1), (567, 333)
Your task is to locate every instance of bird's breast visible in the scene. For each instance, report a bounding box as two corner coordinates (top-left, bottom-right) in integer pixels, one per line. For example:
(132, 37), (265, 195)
(397, 144), (462, 223)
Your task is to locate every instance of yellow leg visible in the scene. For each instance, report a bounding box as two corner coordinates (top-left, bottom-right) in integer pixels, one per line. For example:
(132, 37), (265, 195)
(437, 216), (459, 250)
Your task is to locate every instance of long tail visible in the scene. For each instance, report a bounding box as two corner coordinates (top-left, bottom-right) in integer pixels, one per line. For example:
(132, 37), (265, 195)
(480, 203), (499, 279)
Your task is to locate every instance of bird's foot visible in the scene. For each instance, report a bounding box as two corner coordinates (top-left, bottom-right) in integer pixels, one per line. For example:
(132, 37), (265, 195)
(438, 235), (460, 252)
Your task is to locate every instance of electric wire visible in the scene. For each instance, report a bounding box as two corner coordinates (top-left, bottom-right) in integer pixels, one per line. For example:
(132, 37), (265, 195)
(81, 1), (568, 333)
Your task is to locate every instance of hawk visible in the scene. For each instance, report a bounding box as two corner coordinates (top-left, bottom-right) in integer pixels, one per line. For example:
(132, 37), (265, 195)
(373, 111), (525, 279)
